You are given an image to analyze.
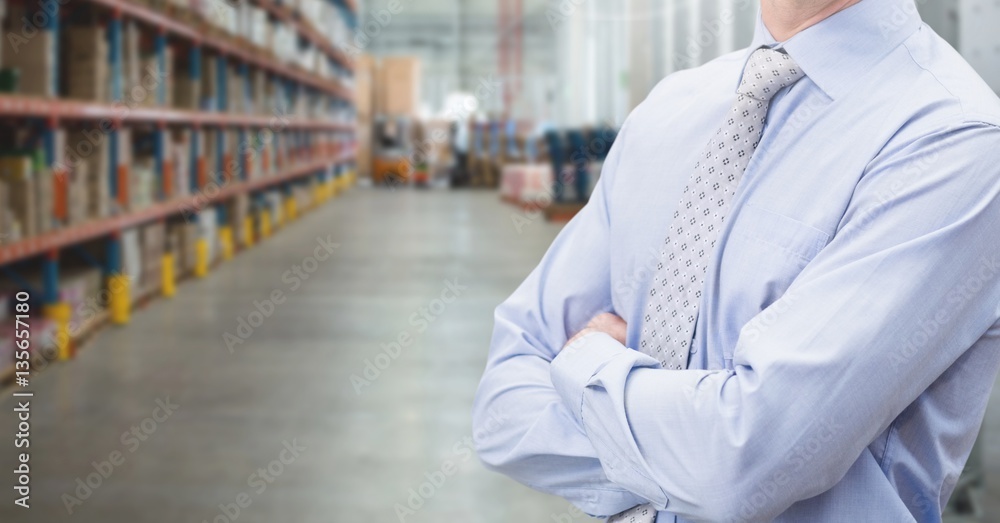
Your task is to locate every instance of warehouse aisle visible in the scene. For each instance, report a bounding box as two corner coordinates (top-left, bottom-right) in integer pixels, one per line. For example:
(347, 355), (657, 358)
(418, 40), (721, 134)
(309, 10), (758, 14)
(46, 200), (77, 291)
(2, 189), (1000, 523)
(0, 189), (573, 523)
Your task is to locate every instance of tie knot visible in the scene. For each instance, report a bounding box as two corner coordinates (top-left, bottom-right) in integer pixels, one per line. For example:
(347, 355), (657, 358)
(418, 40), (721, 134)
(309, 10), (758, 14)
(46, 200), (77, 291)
(737, 47), (805, 102)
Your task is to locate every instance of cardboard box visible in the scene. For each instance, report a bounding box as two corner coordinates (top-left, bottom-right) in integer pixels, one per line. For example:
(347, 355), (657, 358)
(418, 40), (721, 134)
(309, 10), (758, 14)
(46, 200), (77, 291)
(357, 116), (372, 179)
(120, 21), (141, 103)
(58, 266), (104, 326)
(2, 157), (36, 239)
(130, 157), (155, 211)
(355, 55), (375, 119)
(68, 160), (89, 226)
(65, 27), (109, 102)
(229, 193), (249, 244)
(141, 221), (165, 292)
(2, 31), (57, 96)
(170, 128), (191, 198)
(378, 56), (420, 116)
(138, 47), (173, 108)
(122, 227), (143, 288)
(171, 220), (200, 274)
(174, 72), (199, 110)
(198, 211), (218, 264)
(67, 129), (111, 220)
(200, 52), (219, 111)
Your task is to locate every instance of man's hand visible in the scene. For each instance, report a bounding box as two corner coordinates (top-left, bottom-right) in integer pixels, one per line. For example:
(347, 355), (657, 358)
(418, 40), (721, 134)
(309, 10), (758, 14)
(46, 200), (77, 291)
(564, 312), (628, 350)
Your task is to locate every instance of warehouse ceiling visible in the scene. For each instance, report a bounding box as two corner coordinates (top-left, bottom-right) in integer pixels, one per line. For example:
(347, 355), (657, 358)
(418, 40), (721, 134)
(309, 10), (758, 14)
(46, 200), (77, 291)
(357, 0), (559, 114)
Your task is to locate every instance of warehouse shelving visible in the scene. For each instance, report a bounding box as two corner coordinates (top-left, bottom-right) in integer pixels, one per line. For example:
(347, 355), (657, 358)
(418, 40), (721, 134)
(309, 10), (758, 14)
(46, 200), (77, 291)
(81, 0), (353, 99)
(0, 150), (355, 266)
(0, 0), (359, 382)
(0, 94), (354, 129)
(251, 0), (353, 71)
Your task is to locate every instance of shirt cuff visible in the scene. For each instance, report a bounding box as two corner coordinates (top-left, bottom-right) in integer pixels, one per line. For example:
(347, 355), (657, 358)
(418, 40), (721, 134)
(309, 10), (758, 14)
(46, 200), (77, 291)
(551, 332), (631, 422)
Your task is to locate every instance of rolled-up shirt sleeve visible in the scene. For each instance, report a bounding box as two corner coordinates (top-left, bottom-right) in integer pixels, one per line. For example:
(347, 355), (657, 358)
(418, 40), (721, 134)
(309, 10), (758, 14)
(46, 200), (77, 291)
(550, 123), (1000, 521)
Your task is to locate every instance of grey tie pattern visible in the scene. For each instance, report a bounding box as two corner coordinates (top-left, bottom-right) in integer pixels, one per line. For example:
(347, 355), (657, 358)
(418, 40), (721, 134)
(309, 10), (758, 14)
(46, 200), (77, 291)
(609, 47), (805, 523)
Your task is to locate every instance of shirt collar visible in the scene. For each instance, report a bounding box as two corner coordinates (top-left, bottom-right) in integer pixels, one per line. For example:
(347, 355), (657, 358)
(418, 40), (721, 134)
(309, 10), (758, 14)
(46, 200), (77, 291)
(741, 0), (923, 100)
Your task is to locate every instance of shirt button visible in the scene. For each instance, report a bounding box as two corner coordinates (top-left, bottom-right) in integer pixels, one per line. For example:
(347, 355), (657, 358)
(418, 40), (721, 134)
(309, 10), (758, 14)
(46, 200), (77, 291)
(690, 345), (698, 354)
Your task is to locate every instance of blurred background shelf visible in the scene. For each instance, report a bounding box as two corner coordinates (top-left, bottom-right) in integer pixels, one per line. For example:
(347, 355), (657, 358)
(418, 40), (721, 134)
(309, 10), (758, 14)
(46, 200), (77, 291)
(0, 0), (358, 380)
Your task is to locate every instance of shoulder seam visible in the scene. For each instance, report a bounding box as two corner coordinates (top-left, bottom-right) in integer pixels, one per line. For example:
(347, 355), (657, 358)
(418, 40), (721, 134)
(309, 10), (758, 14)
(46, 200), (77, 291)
(900, 25), (968, 118)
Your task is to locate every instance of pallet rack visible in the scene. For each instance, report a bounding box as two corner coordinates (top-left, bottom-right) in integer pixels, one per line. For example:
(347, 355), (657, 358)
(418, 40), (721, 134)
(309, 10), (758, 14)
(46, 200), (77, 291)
(0, 0), (358, 379)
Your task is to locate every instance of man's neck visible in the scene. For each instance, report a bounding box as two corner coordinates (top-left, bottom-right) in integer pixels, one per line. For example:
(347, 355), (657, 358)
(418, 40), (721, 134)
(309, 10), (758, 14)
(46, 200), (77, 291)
(760, 0), (863, 41)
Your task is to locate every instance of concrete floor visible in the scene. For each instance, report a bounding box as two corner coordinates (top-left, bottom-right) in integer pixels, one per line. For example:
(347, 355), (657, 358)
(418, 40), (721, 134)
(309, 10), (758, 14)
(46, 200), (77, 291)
(0, 188), (997, 523)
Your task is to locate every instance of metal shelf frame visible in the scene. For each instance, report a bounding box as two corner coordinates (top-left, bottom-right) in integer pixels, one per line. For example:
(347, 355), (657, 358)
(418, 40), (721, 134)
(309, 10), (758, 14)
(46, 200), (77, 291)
(0, 150), (356, 266)
(0, 94), (355, 130)
(83, 0), (353, 99)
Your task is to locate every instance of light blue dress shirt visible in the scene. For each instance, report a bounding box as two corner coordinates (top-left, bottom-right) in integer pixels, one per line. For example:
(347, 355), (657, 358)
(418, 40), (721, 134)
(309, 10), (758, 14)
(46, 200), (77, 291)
(472, 1), (1000, 521)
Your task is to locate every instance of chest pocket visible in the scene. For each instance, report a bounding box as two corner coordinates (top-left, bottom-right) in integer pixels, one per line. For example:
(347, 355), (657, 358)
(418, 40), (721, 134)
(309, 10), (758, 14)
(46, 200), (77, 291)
(716, 204), (832, 361)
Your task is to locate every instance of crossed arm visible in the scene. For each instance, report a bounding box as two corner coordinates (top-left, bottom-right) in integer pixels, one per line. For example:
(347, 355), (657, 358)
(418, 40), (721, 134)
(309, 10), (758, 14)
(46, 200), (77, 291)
(472, 123), (1000, 520)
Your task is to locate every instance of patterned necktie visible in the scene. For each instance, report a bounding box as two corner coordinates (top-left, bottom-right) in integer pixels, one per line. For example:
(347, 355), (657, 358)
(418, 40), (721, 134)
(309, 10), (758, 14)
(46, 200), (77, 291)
(610, 47), (805, 523)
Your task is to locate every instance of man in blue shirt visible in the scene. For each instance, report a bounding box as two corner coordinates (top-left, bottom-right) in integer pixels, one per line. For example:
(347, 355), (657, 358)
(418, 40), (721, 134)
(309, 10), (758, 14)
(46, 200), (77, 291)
(473, 0), (1000, 521)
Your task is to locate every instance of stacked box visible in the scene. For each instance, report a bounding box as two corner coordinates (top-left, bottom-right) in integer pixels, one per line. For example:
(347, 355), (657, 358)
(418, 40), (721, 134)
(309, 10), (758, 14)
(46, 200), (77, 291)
(65, 27), (110, 102)
(225, 130), (239, 179)
(1, 29), (56, 97)
(68, 130), (111, 220)
(139, 47), (174, 107)
(227, 64), (245, 113)
(230, 193), (249, 244)
(198, 211), (218, 264)
(2, 156), (37, 239)
(265, 191), (282, 225)
(59, 267), (104, 327)
(248, 7), (267, 48)
(200, 55), (218, 110)
(378, 57), (421, 116)
(174, 70), (200, 110)
(171, 128), (191, 198)
(355, 55), (375, 180)
(121, 228), (143, 289)
(67, 160), (89, 226)
(120, 21), (141, 103)
(131, 157), (156, 211)
(141, 221), (166, 293)
(251, 68), (266, 114)
(169, 220), (200, 275)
